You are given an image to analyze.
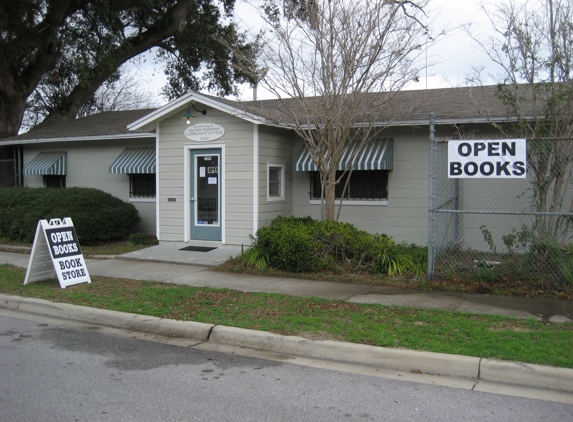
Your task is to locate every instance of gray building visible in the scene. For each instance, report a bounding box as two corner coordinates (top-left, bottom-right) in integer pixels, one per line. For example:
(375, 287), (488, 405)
(1, 86), (513, 247)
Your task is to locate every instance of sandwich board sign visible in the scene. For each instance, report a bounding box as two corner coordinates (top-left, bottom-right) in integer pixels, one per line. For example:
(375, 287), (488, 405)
(24, 218), (91, 288)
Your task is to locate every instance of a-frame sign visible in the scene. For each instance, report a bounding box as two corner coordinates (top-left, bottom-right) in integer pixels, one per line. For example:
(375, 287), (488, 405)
(24, 218), (91, 288)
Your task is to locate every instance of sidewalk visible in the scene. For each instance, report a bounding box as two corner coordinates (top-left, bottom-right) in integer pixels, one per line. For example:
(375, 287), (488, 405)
(1, 244), (572, 323)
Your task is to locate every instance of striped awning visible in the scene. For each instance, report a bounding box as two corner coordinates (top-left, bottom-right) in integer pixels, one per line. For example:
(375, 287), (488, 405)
(109, 147), (156, 174)
(23, 151), (67, 175)
(294, 138), (393, 171)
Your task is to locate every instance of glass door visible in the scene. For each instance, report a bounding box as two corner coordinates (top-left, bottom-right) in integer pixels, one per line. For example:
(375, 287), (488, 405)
(190, 149), (221, 241)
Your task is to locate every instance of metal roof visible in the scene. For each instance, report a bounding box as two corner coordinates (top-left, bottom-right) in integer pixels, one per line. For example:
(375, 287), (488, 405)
(294, 139), (393, 171)
(23, 151), (67, 175)
(109, 147), (156, 174)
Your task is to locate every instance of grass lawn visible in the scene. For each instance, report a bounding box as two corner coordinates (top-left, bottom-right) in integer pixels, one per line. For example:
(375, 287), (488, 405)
(1, 263), (572, 369)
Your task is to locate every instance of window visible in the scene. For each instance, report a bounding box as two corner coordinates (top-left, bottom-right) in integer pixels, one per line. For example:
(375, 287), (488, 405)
(267, 163), (285, 201)
(44, 175), (66, 189)
(130, 174), (156, 198)
(310, 170), (388, 200)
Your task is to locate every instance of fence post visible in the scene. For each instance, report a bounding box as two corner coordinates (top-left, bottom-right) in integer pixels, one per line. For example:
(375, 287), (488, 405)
(427, 113), (436, 280)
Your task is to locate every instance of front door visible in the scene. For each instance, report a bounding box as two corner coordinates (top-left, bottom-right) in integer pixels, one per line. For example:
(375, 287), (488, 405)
(190, 148), (221, 241)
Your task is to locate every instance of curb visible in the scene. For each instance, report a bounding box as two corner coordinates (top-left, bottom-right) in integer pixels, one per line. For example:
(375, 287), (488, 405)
(1, 294), (573, 394)
(1, 295), (212, 341)
(0, 245), (31, 254)
(209, 325), (480, 380)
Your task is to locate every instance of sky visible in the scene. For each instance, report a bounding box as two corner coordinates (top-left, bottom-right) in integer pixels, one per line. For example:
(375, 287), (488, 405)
(132, 0), (502, 104)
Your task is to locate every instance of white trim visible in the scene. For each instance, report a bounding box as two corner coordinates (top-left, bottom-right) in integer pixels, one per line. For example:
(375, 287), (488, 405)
(253, 124), (259, 235)
(155, 123), (160, 241)
(128, 92), (268, 131)
(184, 143), (226, 244)
(267, 162), (285, 202)
(3, 132), (155, 146)
(129, 198), (156, 203)
(309, 200), (388, 206)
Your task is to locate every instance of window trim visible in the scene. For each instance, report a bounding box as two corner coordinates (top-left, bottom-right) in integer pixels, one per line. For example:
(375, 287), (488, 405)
(267, 163), (285, 201)
(308, 199), (388, 206)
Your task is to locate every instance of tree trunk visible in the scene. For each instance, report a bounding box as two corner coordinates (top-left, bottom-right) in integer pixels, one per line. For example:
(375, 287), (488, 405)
(0, 94), (27, 139)
(323, 170), (337, 220)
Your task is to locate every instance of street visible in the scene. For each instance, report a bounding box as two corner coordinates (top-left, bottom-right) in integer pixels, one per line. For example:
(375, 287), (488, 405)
(1, 311), (571, 422)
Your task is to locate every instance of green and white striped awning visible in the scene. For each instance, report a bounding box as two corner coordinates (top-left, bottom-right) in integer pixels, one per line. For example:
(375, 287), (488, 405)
(294, 138), (393, 171)
(23, 151), (67, 175)
(109, 147), (156, 174)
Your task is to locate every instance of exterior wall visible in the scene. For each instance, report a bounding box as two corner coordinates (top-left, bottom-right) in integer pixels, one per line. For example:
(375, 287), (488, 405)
(258, 126), (294, 229)
(22, 138), (156, 235)
(292, 127), (431, 245)
(157, 106), (255, 245)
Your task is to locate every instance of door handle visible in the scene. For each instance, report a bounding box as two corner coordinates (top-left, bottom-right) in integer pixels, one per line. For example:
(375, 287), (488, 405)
(190, 198), (196, 201)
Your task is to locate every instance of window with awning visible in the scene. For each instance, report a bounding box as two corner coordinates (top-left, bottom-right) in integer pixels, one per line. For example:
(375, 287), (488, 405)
(23, 151), (67, 175)
(294, 138), (393, 172)
(109, 147), (156, 199)
(109, 147), (156, 174)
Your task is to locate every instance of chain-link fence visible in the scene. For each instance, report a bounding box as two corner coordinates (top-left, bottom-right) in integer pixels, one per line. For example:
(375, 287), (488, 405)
(428, 130), (573, 291)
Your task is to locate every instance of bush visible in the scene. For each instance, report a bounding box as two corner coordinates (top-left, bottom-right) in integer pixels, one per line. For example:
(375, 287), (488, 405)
(129, 232), (159, 246)
(247, 216), (426, 275)
(0, 187), (140, 245)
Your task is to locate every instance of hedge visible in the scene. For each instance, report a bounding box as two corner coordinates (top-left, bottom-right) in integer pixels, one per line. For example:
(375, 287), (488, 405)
(249, 216), (426, 275)
(0, 187), (141, 245)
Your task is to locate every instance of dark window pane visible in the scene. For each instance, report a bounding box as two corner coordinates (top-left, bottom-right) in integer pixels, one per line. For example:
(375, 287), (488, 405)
(44, 175), (66, 188)
(130, 174), (156, 198)
(310, 170), (387, 200)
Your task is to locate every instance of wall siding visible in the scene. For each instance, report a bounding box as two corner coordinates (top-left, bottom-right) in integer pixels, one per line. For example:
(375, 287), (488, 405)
(157, 106), (255, 245)
(22, 139), (157, 235)
(258, 126), (294, 229)
(292, 127), (431, 245)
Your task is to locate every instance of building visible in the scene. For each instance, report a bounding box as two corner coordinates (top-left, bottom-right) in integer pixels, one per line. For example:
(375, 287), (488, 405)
(1, 86), (513, 247)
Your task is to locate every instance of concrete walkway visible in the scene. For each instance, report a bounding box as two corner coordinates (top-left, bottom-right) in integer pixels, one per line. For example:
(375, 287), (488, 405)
(1, 244), (572, 323)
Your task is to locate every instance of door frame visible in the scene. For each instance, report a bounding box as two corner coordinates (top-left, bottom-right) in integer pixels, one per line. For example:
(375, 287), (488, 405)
(184, 143), (226, 243)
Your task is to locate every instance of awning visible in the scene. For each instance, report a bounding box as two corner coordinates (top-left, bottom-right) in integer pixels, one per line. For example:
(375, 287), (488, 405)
(23, 151), (67, 175)
(294, 138), (393, 171)
(109, 147), (156, 174)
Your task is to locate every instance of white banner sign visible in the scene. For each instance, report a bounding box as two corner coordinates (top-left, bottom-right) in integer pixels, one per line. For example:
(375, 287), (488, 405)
(24, 218), (91, 288)
(448, 139), (527, 178)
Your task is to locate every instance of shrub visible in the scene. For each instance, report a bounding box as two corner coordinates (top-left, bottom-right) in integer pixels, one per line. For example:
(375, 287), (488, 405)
(0, 187), (140, 245)
(129, 233), (159, 246)
(255, 216), (320, 272)
(249, 216), (426, 275)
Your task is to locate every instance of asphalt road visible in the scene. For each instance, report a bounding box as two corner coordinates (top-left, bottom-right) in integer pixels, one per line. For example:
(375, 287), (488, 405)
(1, 312), (572, 422)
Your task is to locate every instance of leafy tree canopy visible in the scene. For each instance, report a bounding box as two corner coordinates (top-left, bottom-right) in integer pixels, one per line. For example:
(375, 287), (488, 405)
(0, 0), (256, 138)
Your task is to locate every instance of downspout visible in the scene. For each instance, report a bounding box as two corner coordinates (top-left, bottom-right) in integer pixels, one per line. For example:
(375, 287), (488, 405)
(427, 113), (436, 280)
(155, 122), (160, 241)
(253, 124), (259, 238)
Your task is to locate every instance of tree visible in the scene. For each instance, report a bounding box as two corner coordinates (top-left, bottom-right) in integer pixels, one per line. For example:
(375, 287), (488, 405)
(0, 0), (256, 139)
(21, 68), (162, 132)
(468, 0), (573, 245)
(244, 0), (428, 220)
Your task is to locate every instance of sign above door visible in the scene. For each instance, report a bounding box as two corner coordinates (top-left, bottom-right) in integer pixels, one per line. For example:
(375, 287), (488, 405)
(184, 123), (225, 142)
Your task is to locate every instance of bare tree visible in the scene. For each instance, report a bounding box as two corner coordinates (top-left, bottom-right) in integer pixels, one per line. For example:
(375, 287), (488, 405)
(244, 0), (428, 220)
(22, 69), (162, 132)
(467, 0), (573, 245)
